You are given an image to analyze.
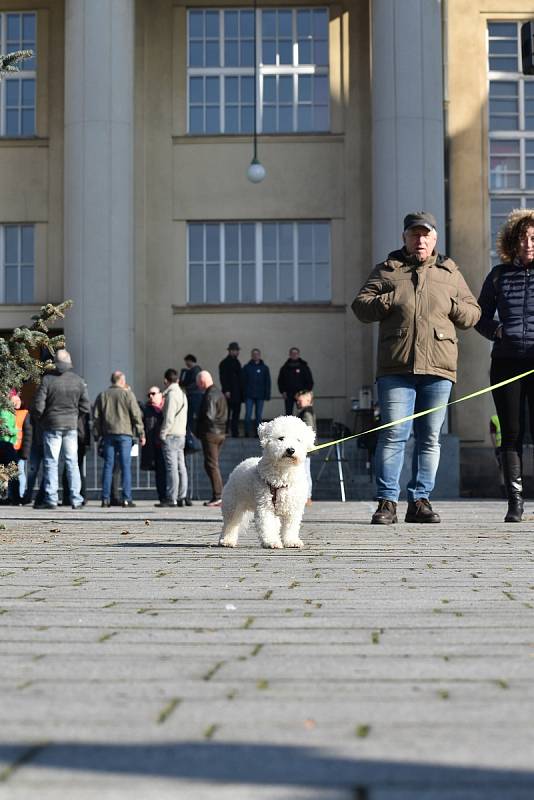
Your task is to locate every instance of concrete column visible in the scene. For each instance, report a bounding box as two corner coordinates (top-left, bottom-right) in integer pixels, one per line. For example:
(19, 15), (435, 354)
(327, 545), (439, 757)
(371, 0), (445, 261)
(64, 0), (134, 397)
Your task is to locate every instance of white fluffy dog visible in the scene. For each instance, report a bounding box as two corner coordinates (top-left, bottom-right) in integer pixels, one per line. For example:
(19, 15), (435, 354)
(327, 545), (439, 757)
(218, 415), (315, 549)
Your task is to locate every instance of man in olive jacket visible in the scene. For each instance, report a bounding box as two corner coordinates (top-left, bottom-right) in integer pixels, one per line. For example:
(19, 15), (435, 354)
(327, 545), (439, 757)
(352, 211), (480, 525)
(196, 370), (227, 507)
(93, 371), (145, 508)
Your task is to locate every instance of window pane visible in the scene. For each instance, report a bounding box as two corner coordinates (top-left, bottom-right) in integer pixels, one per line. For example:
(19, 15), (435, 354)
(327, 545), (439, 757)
(225, 76), (238, 103)
(490, 40), (517, 56)
(242, 77), (254, 103)
(189, 107), (203, 134)
(489, 57), (517, 72)
(225, 11), (238, 38)
(225, 40), (238, 67)
(262, 40), (276, 65)
(22, 13), (35, 42)
(242, 263), (255, 302)
(225, 262), (239, 302)
(5, 265), (18, 303)
(278, 11), (292, 37)
(298, 263), (313, 301)
(313, 9), (328, 38)
(263, 76), (276, 103)
(189, 263), (204, 303)
(190, 77), (204, 103)
(6, 14), (20, 41)
(5, 109), (19, 135)
(240, 41), (254, 67)
(297, 11), (311, 37)
(240, 106), (253, 133)
(225, 224), (239, 261)
(262, 224), (277, 260)
(21, 265), (33, 303)
(189, 11), (203, 38)
(205, 41), (219, 68)
(21, 225), (34, 263)
(189, 225), (204, 261)
(278, 105), (293, 132)
(315, 223), (330, 261)
(206, 225), (220, 261)
(279, 40), (293, 65)
(298, 105), (312, 132)
(315, 75), (329, 105)
(298, 223), (313, 260)
(262, 11), (276, 38)
(206, 77), (219, 103)
(263, 263), (277, 301)
(241, 224), (255, 261)
(21, 79), (35, 106)
(298, 75), (312, 102)
(279, 224), (293, 260)
(315, 263), (330, 300)
(262, 105), (276, 133)
(314, 104), (329, 131)
(225, 106), (239, 133)
(298, 40), (312, 65)
(205, 11), (219, 38)
(206, 264), (220, 303)
(6, 80), (19, 106)
(241, 11), (254, 37)
(189, 41), (203, 67)
(279, 76), (293, 103)
(21, 109), (34, 135)
(5, 227), (18, 263)
(488, 23), (517, 38)
(205, 106), (220, 134)
(315, 39), (328, 67)
(279, 263), (293, 301)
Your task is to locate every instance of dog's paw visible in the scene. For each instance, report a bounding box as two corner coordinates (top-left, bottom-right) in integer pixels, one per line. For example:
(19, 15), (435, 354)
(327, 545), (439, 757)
(284, 538), (304, 549)
(218, 536), (237, 548)
(261, 540), (283, 549)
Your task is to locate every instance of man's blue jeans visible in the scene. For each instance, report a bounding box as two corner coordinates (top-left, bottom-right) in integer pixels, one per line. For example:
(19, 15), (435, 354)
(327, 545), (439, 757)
(43, 429), (83, 506)
(375, 375), (452, 502)
(102, 434), (132, 502)
(244, 398), (264, 435)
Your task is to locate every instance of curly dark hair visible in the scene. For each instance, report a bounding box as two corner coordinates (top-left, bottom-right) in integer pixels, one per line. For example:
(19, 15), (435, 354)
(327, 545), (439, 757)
(496, 209), (534, 263)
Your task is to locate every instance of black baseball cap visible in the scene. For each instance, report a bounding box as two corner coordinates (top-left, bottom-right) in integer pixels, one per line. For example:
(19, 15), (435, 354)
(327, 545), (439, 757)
(403, 211), (437, 232)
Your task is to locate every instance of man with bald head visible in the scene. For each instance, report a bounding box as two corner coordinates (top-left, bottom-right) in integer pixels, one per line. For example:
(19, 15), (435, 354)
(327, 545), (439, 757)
(196, 370), (227, 507)
(93, 371), (145, 508)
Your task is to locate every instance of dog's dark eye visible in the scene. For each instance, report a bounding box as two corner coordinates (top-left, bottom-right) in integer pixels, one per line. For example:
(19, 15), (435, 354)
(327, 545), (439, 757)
(278, 436), (285, 441)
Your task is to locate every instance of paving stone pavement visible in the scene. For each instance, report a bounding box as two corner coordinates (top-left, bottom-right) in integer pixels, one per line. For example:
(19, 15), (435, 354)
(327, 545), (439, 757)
(0, 499), (533, 799)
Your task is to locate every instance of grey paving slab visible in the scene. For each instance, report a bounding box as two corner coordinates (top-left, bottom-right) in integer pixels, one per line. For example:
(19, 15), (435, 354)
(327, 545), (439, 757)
(0, 500), (533, 798)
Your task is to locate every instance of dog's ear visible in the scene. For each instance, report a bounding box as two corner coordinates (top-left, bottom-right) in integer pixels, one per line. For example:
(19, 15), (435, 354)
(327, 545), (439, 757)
(257, 420), (272, 446)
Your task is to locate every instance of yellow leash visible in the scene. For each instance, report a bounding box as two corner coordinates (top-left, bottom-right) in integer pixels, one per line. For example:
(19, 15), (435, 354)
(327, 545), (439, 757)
(308, 369), (534, 453)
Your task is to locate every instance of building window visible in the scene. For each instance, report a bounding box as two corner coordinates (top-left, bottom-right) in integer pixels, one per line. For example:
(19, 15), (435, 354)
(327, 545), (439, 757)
(187, 8), (329, 134)
(488, 22), (534, 255)
(187, 221), (331, 304)
(0, 12), (37, 137)
(1, 224), (34, 303)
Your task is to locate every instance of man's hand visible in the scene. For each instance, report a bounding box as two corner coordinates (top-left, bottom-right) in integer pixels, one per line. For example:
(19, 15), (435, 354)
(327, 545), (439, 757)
(495, 325), (503, 339)
(140, 435), (146, 447)
(225, 391), (231, 399)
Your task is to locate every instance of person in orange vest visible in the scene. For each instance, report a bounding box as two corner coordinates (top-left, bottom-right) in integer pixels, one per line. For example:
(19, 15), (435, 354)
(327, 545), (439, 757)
(11, 390), (32, 504)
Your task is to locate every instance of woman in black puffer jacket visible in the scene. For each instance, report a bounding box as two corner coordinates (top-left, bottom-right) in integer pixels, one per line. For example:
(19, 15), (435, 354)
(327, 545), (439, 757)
(476, 209), (534, 522)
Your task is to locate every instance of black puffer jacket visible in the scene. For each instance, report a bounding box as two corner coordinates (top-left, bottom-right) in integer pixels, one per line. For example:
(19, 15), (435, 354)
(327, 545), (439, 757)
(476, 263), (534, 359)
(277, 358), (314, 397)
(33, 364), (91, 431)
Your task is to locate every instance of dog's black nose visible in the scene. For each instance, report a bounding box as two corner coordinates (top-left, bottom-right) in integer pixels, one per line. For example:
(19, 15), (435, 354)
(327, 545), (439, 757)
(285, 447), (295, 456)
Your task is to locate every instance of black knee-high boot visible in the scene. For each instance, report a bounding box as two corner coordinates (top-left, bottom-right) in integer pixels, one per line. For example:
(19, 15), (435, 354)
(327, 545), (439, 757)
(502, 450), (523, 523)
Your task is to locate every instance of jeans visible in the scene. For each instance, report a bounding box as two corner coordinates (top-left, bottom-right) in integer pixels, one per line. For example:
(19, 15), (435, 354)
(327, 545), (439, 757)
(161, 435), (188, 502)
(375, 375), (452, 502)
(43, 429), (83, 506)
(225, 400), (241, 437)
(102, 434), (132, 502)
(244, 398), (264, 436)
(201, 432), (225, 501)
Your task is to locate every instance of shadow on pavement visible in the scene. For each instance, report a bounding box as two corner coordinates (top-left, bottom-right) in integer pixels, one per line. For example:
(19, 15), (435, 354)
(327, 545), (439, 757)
(0, 741), (533, 795)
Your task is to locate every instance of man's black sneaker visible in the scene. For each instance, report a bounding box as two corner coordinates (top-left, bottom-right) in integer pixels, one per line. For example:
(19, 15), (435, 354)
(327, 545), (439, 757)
(405, 498), (441, 523)
(371, 499), (398, 525)
(122, 500), (136, 508)
(184, 498), (193, 507)
(33, 502), (58, 510)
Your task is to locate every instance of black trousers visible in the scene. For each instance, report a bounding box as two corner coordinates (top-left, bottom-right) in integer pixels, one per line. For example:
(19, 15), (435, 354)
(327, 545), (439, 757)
(225, 400), (241, 437)
(490, 357), (534, 452)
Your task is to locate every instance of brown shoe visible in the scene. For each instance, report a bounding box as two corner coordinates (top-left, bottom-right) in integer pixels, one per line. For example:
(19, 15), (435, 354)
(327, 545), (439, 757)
(203, 499), (222, 507)
(371, 499), (398, 525)
(405, 498), (441, 523)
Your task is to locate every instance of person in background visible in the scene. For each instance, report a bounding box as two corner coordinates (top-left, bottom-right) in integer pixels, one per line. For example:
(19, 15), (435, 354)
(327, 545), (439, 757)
(179, 354), (203, 433)
(21, 411), (45, 506)
(159, 369), (189, 507)
(242, 348), (271, 437)
(32, 349), (90, 510)
(295, 389), (316, 505)
(475, 208), (534, 522)
(219, 342), (243, 437)
(277, 347), (314, 415)
(11, 391), (31, 505)
(196, 370), (227, 507)
(141, 386), (167, 505)
(93, 370), (145, 508)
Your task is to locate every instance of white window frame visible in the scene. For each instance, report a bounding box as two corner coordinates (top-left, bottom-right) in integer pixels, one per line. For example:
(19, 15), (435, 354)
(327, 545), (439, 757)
(0, 11), (37, 137)
(187, 7), (329, 135)
(0, 223), (35, 304)
(187, 221), (331, 304)
(488, 21), (534, 257)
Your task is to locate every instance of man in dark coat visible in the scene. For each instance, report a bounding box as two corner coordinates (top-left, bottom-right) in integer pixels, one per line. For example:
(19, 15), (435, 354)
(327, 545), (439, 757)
(277, 347), (314, 415)
(196, 370), (227, 507)
(219, 341), (243, 437)
(242, 348), (271, 436)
